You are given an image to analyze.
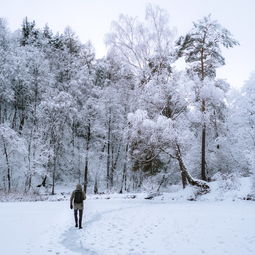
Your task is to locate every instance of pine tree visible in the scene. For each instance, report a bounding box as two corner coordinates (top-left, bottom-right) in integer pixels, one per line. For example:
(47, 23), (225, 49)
(176, 15), (239, 181)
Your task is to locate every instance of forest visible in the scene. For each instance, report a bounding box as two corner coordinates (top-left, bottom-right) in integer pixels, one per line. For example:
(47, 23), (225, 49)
(0, 5), (254, 197)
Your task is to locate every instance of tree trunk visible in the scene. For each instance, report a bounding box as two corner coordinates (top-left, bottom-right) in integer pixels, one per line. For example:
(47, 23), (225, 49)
(25, 175), (32, 193)
(94, 176), (98, 194)
(4, 107), (7, 123)
(77, 140), (81, 184)
(11, 105), (17, 129)
(19, 111), (25, 133)
(157, 175), (166, 192)
(51, 136), (60, 195)
(26, 83), (39, 192)
(94, 145), (105, 194)
(200, 45), (207, 181)
(2, 136), (11, 193)
(110, 144), (114, 188)
(181, 171), (188, 189)
(176, 143), (209, 192)
(106, 110), (111, 190)
(51, 156), (56, 195)
(201, 121), (207, 181)
(120, 144), (128, 194)
(84, 121), (91, 194)
(26, 128), (33, 192)
(110, 144), (121, 188)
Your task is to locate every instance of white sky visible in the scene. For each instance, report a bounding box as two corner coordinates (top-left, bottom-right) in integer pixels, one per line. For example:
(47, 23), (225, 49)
(1, 0), (255, 88)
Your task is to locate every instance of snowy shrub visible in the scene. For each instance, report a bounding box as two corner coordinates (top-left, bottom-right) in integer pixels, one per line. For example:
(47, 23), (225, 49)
(141, 176), (159, 193)
(213, 172), (241, 192)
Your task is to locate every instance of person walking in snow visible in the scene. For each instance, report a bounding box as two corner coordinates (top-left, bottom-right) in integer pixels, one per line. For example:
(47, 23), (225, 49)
(70, 184), (86, 229)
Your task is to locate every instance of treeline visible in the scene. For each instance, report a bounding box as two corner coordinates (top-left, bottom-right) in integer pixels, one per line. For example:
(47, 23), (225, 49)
(0, 5), (254, 195)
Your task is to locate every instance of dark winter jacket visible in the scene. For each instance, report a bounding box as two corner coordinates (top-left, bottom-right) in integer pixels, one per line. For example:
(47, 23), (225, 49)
(70, 184), (86, 210)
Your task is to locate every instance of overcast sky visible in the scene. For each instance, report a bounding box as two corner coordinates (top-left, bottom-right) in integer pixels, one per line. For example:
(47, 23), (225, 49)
(1, 0), (255, 88)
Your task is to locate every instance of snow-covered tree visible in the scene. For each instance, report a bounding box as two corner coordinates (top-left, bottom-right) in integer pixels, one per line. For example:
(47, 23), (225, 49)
(39, 92), (76, 194)
(0, 12), (250, 196)
(227, 73), (255, 177)
(0, 124), (27, 192)
(106, 4), (175, 83)
(176, 15), (239, 180)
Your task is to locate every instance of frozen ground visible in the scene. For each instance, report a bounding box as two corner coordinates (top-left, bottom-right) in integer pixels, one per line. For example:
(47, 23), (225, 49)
(0, 196), (255, 255)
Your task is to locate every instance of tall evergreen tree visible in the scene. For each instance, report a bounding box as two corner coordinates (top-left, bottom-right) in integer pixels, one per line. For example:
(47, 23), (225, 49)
(176, 15), (239, 181)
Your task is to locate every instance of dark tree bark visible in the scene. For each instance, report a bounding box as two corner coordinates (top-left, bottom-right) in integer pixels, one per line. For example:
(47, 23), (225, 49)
(110, 144), (121, 188)
(200, 42), (207, 181)
(175, 143), (210, 192)
(110, 144), (114, 188)
(120, 144), (128, 194)
(51, 155), (56, 195)
(201, 121), (207, 181)
(11, 106), (17, 129)
(26, 84), (38, 192)
(94, 177), (98, 194)
(106, 110), (111, 190)
(84, 121), (91, 194)
(157, 175), (167, 192)
(2, 136), (11, 193)
(19, 111), (25, 133)
(51, 141), (60, 195)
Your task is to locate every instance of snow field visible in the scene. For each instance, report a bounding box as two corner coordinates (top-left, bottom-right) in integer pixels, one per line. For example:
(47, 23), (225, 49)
(81, 199), (255, 255)
(0, 201), (71, 255)
(0, 198), (255, 255)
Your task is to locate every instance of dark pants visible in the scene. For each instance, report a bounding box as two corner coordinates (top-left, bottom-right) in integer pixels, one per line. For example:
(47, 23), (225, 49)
(74, 209), (83, 228)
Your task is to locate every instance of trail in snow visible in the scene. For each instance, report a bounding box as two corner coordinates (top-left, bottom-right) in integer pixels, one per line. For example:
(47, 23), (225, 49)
(61, 199), (255, 255)
(61, 201), (143, 255)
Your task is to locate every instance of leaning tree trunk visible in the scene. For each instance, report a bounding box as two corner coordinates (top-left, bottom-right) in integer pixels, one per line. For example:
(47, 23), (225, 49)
(175, 143), (209, 193)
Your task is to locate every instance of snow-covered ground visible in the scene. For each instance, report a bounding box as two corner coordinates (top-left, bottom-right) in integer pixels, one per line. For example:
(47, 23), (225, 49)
(0, 196), (255, 255)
